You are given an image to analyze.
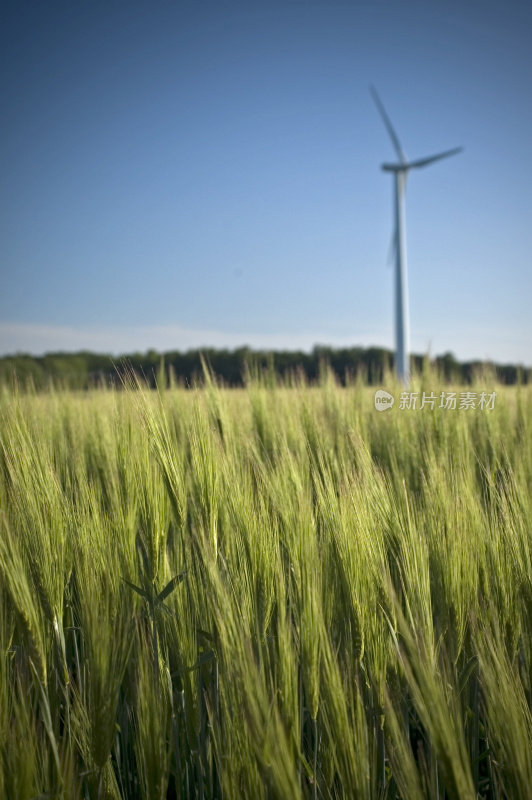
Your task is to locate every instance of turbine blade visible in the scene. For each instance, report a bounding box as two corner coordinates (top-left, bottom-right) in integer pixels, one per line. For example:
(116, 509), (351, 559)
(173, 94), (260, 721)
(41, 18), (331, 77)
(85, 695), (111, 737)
(370, 85), (407, 164)
(407, 147), (463, 169)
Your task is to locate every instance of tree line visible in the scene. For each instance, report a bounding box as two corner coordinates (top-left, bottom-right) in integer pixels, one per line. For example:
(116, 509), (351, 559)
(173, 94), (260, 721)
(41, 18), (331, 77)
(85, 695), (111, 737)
(0, 346), (529, 390)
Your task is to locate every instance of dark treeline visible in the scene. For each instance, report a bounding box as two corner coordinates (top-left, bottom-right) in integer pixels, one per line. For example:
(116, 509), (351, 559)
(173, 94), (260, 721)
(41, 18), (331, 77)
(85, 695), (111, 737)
(0, 346), (529, 390)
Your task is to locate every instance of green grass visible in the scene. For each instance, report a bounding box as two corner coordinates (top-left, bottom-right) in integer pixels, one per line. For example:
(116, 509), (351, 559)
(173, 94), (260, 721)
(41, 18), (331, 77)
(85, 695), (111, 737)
(0, 369), (531, 798)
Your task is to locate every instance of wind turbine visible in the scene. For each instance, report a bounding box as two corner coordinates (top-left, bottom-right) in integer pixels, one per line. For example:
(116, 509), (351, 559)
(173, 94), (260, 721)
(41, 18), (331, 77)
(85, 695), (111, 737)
(370, 86), (462, 385)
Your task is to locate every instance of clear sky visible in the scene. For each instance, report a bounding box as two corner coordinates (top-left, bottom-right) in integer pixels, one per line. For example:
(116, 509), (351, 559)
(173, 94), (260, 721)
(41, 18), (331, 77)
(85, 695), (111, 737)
(1, 0), (531, 364)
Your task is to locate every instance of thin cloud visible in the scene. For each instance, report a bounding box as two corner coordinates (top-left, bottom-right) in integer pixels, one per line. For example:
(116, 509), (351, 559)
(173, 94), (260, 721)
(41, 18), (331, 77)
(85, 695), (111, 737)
(0, 322), (387, 358)
(0, 322), (529, 365)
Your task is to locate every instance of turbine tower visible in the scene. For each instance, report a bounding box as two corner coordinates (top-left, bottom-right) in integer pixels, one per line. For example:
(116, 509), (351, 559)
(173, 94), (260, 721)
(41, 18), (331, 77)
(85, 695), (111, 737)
(370, 86), (462, 385)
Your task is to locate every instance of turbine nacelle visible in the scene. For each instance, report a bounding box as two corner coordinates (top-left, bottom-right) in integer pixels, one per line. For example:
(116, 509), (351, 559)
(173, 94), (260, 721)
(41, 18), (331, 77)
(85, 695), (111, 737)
(381, 163), (410, 173)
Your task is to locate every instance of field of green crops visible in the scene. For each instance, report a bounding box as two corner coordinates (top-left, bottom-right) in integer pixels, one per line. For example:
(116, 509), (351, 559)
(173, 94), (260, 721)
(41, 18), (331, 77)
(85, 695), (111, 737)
(1, 370), (531, 799)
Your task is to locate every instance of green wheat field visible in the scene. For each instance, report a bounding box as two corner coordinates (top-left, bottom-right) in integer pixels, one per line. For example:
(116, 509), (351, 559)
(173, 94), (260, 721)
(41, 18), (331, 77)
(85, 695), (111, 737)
(1, 368), (531, 799)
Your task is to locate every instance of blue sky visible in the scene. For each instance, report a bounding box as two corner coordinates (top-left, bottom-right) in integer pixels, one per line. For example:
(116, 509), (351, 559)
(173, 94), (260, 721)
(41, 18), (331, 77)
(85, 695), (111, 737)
(1, 0), (531, 363)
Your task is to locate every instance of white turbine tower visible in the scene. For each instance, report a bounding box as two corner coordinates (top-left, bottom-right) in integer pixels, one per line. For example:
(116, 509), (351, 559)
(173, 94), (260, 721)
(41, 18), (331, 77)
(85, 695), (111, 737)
(370, 86), (462, 385)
